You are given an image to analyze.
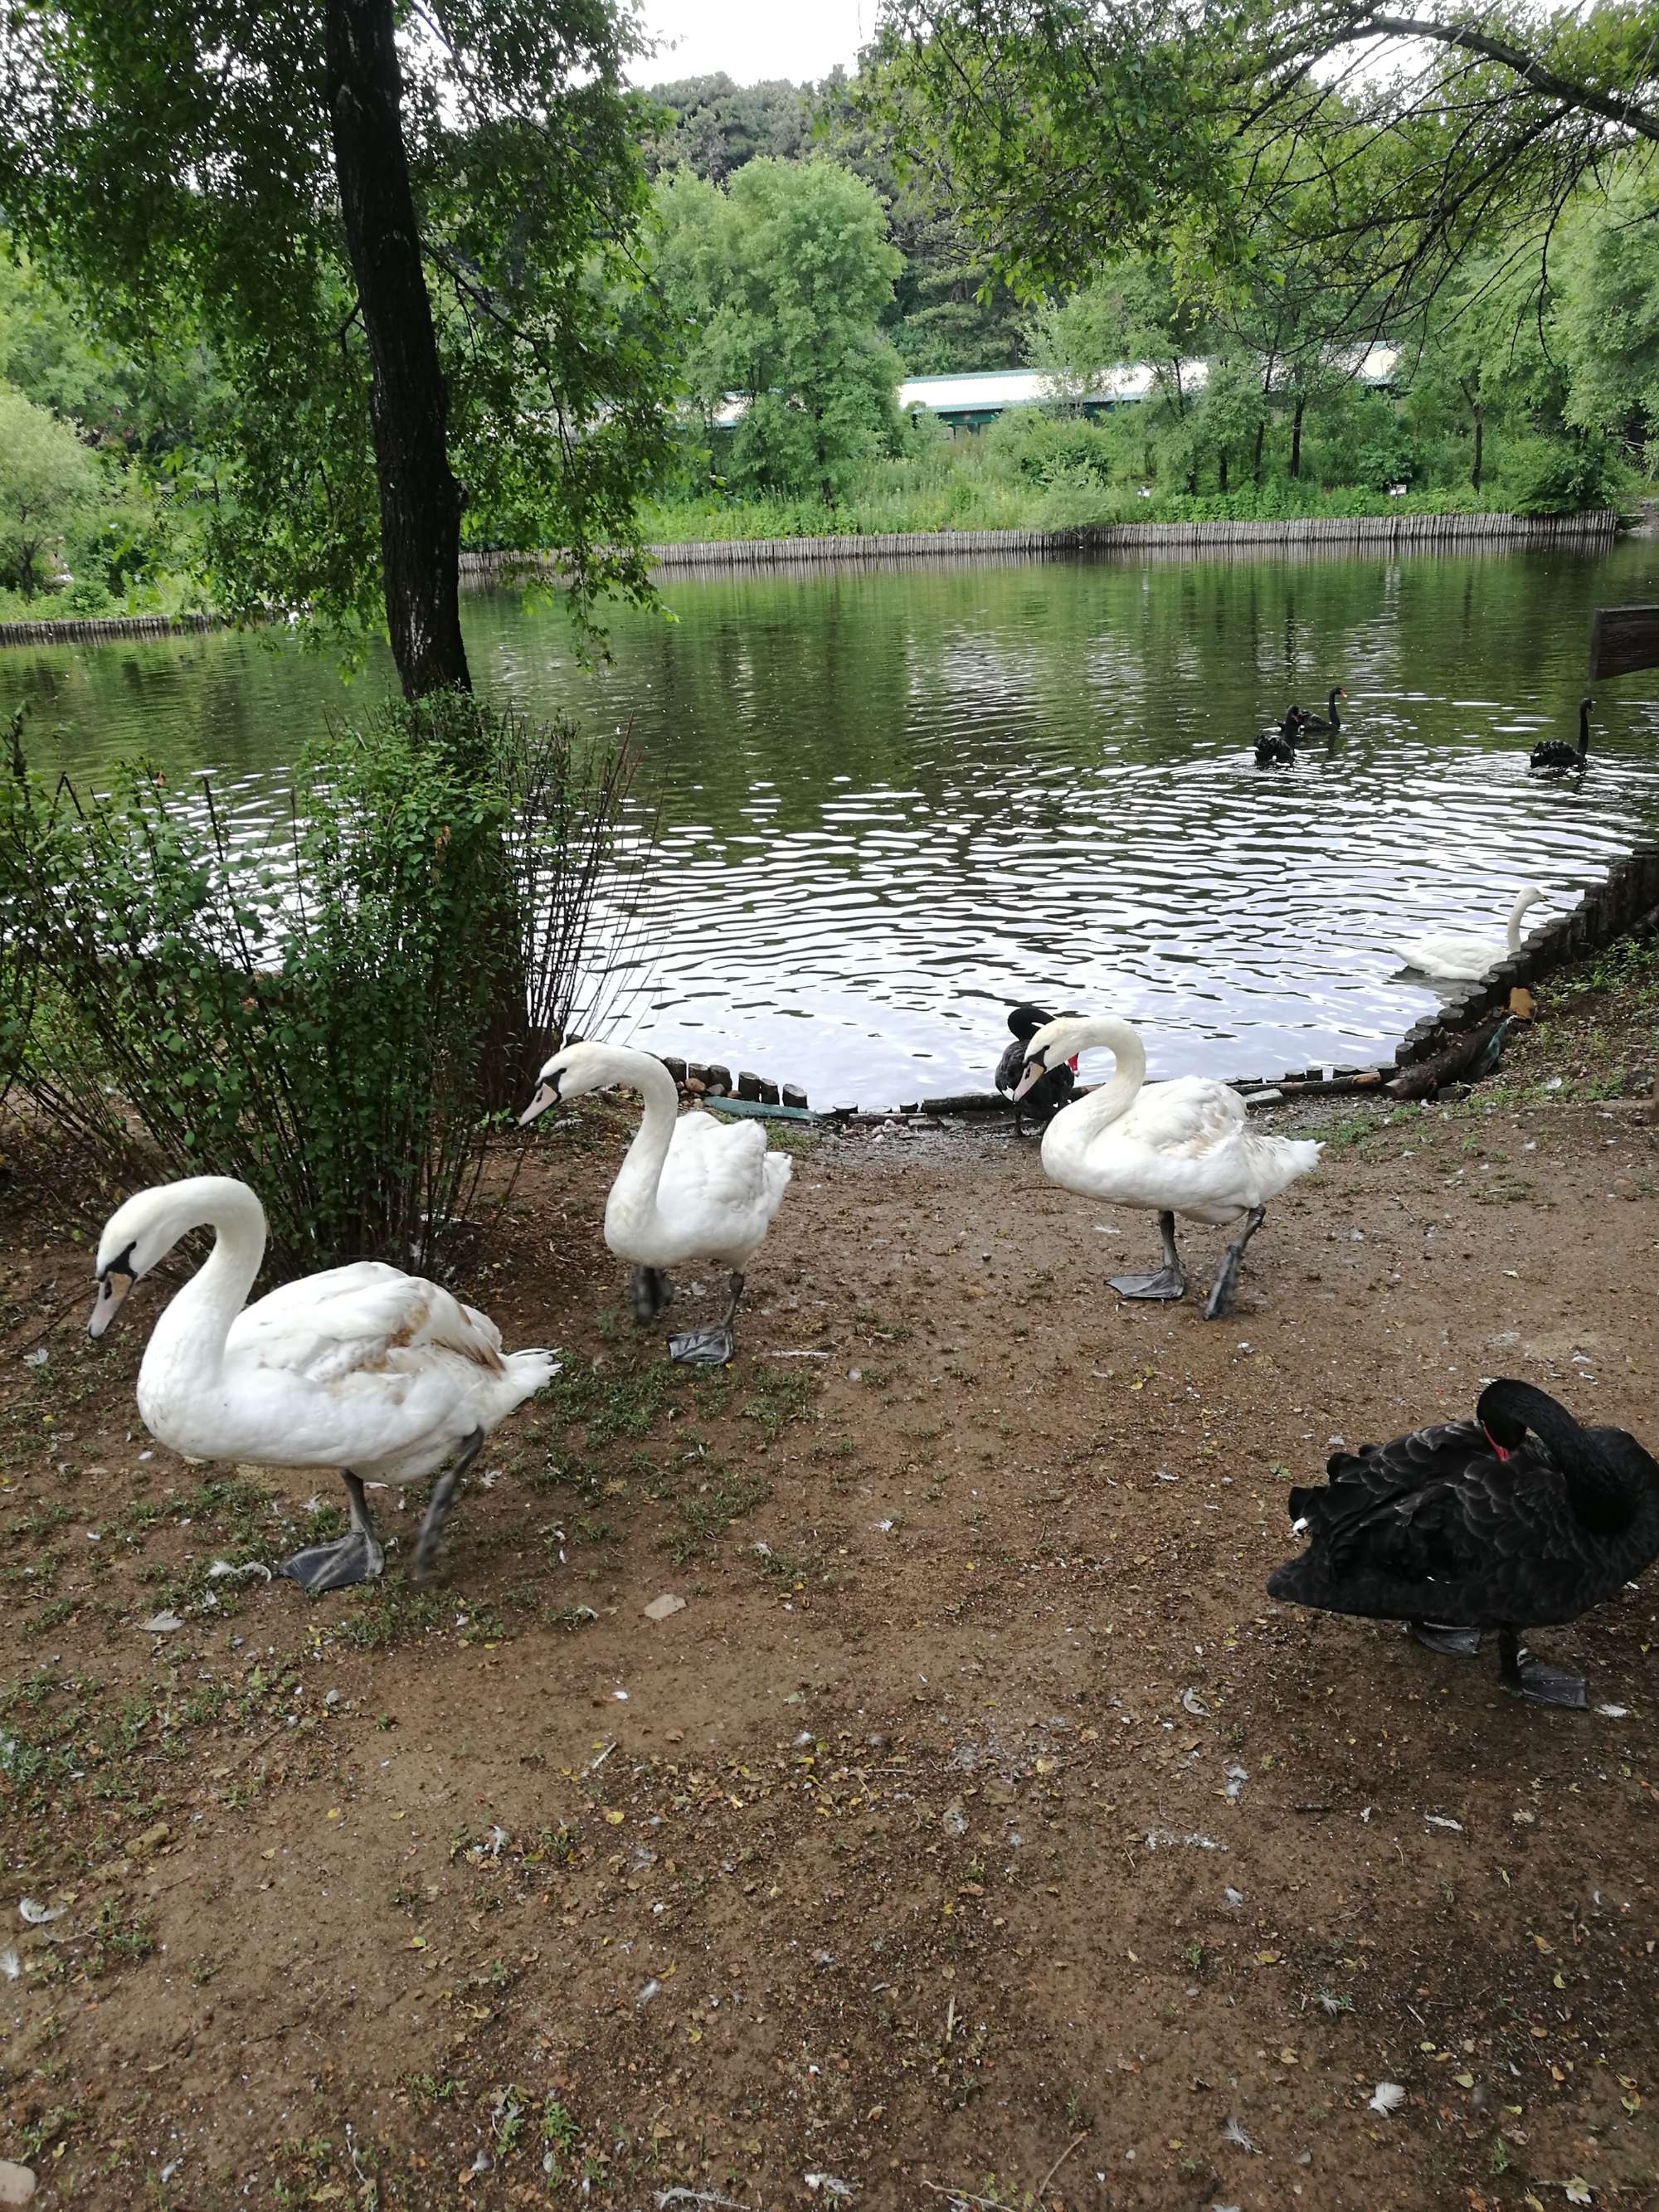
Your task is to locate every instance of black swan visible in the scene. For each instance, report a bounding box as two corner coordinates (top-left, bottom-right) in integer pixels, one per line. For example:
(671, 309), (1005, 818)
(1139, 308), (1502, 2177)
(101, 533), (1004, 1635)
(1267, 1378), (1659, 1707)
(1254, 710), (1306, 767)
(1530, 697), (1593, 775)
(1297, 685), (1347, 733)
(995, 1004), (1077, 1132)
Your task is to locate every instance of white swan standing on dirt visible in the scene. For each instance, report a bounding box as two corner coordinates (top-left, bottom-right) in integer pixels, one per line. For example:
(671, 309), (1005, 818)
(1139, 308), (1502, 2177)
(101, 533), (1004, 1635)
(1399, 886), (1548, 981)
(88, 1176), (557, 1591)
(1013, 1014), (1321, 1318)
(521, 1042), (792, 1364)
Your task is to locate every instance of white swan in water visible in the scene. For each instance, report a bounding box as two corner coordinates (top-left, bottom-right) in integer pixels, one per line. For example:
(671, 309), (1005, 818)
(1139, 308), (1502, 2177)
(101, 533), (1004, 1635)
(521, 1043), (792, 1364)
(1013, 1014), (1321, 1317)
(88, 1176), (557, 1591)
(1399, 886), (1548, 981)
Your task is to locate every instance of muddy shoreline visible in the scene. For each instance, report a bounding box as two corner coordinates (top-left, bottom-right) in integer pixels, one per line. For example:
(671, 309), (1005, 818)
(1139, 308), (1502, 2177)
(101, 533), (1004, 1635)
(4, 950), (1659, 2210)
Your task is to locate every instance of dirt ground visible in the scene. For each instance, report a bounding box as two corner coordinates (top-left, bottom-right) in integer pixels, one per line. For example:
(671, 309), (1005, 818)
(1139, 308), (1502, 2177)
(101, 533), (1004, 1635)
(6, 959), (1659, 2212)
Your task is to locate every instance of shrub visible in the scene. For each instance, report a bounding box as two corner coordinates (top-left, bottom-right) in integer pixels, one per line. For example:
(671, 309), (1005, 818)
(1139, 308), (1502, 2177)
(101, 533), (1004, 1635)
(1498, 434), (1627, 516)
(1, 694), (650, 1276)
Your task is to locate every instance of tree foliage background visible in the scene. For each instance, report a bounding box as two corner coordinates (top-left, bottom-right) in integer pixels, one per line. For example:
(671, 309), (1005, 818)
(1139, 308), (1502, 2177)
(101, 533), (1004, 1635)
(0, 0), (679, 655)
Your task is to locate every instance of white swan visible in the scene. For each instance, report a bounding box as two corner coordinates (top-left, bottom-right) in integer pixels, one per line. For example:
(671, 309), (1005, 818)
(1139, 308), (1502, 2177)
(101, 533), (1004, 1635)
(521, 1043), (792, 1364)
(1013, 1014), (1321, 1318)
(88, 1176), (557, 1592)
(1399, 886), (1548, 981)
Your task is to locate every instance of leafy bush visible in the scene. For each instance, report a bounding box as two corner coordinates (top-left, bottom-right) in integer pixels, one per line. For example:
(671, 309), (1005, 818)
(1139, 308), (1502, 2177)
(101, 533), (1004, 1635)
(1498, 434), (1627, 515)
(1, 695), (650, 1275)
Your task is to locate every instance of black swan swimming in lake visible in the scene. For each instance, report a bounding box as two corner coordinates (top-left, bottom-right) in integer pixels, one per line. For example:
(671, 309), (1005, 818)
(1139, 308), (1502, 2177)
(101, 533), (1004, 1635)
(1296, 685), (1347, 733)
(1254, 709), (1306, 767)
(1267, 1378), (1659, 1707)
(1530, 697), (1593, 775)
(995, 1003), (1077, 1132)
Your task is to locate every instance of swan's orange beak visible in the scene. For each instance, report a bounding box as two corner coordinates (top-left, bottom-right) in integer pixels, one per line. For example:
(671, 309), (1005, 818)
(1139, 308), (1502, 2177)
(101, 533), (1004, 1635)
(88, 1266), (135, 1339)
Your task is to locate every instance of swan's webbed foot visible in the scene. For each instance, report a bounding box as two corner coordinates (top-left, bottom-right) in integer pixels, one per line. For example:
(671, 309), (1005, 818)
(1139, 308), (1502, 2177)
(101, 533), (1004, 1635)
(1110, 1212), (1185, 1301)
(669, 1324), (736, 1366)
(1498, 1626), (1587, 1709)
(1202, 1205), (1267, 1320)
(279, 1471), (384, 1594)
(1109, 1266), (1186, 1301)
(668, 1272), (743, 1364)
(278, 1526), (385, 1593)
(630, 1266), (674, 1325)
(1409, 1620), (1482, 1658)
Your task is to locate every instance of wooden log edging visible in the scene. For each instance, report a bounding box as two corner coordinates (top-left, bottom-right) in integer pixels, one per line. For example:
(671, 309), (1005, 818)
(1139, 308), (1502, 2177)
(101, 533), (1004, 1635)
(460, 508), (1620, 582)
(0, 609), (223, 647)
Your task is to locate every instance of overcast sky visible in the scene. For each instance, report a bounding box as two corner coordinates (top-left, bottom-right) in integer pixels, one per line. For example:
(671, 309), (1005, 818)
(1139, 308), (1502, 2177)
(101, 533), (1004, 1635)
(630, 0), (871, 87)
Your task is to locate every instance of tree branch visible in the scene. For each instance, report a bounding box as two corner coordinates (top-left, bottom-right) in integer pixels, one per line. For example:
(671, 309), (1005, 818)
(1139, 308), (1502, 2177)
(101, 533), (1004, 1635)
(1345, 13), (1659, 142)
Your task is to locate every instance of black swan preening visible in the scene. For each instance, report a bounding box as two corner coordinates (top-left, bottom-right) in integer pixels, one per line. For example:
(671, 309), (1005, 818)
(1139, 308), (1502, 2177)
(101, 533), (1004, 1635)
(1267, 1378), (1659, 1707)
(1254, 709), (1306, 767)
(1297, 685), (1347, 733)
(995, 1003), (1076, 1132)
(1530, 696), (1593, 775)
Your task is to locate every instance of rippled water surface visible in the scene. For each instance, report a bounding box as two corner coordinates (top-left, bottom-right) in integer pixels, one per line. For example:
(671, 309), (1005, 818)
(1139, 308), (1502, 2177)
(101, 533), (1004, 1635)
(15, 538), (1659, 1103)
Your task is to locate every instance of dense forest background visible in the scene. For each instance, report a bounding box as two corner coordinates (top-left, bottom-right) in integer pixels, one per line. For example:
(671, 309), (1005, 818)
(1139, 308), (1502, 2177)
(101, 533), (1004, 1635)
(1, 52), (1655, 620)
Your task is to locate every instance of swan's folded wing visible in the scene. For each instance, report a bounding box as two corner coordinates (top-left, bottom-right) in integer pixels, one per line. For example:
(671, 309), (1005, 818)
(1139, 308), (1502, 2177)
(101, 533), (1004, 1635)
(1124, 1077), (1246, 1158)
(231, 1263), (506, 1383)
(666, 1113), (776, 1213)
(994, 1034), (1025, 1097)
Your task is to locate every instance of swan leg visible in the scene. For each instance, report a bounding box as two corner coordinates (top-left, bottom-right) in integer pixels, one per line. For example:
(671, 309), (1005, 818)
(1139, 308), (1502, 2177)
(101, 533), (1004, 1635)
(1409, 1620), (1483, 1658)
(1202, 1206), (1267, 1320)
(669, 1272), (742, 1367)
(413, 1428), (484, 1583)
(630, 1266), (674, 1325)
(1497, 1625), (1587, 1709)
(1108, 1212), (1187, 1301)
(278, 1471), (386, 1595)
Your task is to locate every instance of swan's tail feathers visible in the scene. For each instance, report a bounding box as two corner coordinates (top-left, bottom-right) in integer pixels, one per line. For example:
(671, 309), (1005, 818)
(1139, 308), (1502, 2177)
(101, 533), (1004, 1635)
(764, 1151), (794, 1209)
(1252, 1133), (1321, 1200)
(504, 1347), (562, 1406)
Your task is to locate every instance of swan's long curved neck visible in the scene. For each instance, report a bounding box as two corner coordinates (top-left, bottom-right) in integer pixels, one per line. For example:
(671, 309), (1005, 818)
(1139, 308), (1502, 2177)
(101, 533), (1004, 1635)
(146, 1180), (268, 1382)
(1579, 701), (1592, 756)
(1505, 891), (1537, 951)
(1060, 1018), (1148, 1139)
(1486, 1380), (1637, 1529)
(605, 1051), (685, 1232)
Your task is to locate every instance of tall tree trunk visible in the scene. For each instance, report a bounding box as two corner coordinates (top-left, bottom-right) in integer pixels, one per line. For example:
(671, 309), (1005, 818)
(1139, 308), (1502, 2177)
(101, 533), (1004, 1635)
(1219, 447), (1229, 493)
(1290, 396), (1305, 479)
(1472, 402), (1484, 490)
(324, 0), (470, 701)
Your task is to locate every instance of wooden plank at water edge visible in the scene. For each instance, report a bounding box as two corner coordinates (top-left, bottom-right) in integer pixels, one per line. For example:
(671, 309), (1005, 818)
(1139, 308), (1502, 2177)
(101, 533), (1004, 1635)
(1589, 604), (1659, 680)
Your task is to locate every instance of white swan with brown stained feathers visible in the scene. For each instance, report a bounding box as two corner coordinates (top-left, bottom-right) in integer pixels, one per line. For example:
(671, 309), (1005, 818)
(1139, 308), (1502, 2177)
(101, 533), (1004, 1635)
(89, 1175), (557, 1591)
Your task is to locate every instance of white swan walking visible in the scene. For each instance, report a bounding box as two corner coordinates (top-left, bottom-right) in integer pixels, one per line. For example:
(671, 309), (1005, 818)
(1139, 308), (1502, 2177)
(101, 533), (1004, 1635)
(1399, 886), (1548, 981)
(1013, 1014), (1321, 1318)
(88, 1176), (557, 1592)
(521, 1043), (791, 1364)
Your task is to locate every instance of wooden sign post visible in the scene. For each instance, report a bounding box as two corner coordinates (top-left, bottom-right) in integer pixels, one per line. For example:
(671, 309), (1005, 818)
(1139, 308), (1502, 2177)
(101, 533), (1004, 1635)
(1589, 605), (1659, 680)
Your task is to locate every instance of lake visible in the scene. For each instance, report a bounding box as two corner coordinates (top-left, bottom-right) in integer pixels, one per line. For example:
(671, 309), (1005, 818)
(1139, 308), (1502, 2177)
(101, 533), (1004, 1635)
(12, 536), (1659, 1106)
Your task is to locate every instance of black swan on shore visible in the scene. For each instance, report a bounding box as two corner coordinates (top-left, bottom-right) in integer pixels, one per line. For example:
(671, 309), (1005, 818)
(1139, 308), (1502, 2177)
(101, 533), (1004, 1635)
(1267, 1378), (1659, 1707)
(995, 1004), (1076, 1132)
(1297, 685), (1347, 733)
(1530, 696), (1593, 775)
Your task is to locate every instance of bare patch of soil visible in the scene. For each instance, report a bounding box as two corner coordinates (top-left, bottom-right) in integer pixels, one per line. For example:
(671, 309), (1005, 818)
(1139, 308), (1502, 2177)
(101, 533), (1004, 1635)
(4, 966), (1659, 2211)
